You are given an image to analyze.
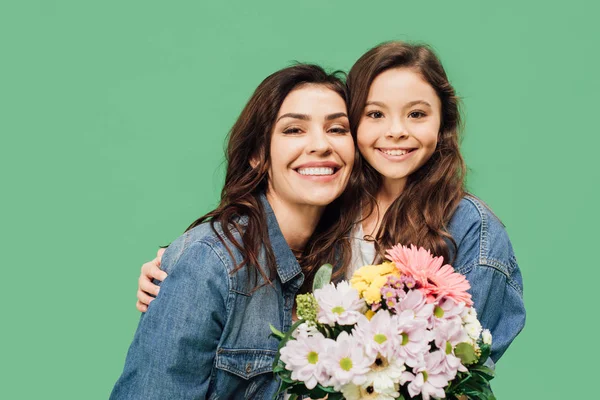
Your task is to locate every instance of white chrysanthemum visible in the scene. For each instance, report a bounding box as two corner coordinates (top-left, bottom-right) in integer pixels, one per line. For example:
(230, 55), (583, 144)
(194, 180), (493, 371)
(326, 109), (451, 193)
(461, 306), (478, 324)
(321, 331), (371, 391)
(365, 354), (406, 393)
(392, 288), (434, 323)
(482, 329), (492, 345)
(292, 322), (320, 340)
(341, 381), (400, 400)
(465, 321), (483, 342)
(402, 350), (453, 400)
(394, 310), (432, 368)
(314, 281), (366, 326)
(279, 332), (331, 389)
(353, 311), (398, 360)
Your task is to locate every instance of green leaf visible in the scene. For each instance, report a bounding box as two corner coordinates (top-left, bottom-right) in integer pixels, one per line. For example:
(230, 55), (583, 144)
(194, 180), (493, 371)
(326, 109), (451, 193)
(313, 263), (333, 291)
(269, 324), (285, 340)
(455, 342), (479, 365)
(471, 365), (495, 381)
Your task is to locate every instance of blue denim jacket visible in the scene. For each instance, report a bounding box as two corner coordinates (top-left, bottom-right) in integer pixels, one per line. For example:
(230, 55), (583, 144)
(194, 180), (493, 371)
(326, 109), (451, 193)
(110, 195), (303, 399)
(446, 195), (526, 362)
(111, 194), (524, 399)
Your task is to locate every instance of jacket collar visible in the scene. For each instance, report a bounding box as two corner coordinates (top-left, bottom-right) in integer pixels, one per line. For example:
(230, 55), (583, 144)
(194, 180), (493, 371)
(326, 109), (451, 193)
(259, 193), (303, 284)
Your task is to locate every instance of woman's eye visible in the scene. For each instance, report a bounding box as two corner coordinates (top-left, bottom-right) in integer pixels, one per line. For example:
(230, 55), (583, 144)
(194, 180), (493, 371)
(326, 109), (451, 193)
(282, 127), (302, 134)
(366, 111), (384, 119)
(329, 126), (350, 134)
(408, 111), (426, 119)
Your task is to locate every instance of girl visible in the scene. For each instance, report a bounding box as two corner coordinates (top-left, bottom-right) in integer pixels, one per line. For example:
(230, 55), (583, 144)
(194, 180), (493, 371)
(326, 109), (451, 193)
(111, 64), (357, 399)
(136, 42), (525, 364)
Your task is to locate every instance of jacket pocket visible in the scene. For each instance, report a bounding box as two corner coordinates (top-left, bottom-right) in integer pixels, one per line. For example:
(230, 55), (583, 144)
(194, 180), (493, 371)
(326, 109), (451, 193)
(215, 348), (277, 380)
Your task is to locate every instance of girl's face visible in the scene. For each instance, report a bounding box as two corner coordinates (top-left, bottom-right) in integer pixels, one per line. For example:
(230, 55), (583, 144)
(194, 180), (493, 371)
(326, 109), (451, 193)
(268, 84), (355, 208)
(357, 68), (441, 190)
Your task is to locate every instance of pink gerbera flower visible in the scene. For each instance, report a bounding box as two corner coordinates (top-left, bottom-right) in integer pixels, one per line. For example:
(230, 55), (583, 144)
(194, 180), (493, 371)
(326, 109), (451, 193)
(386, 244), (473, 306)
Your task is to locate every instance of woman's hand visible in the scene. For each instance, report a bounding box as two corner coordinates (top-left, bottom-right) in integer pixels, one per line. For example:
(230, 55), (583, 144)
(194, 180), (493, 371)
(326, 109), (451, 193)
(136, 248), (168, 312)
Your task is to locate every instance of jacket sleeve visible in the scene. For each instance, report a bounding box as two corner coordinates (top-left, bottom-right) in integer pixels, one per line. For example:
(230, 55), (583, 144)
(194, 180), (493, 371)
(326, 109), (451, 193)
(450, 198), (526, 363)
(465, 255), (526, 362)
(110, 239), (229, 399)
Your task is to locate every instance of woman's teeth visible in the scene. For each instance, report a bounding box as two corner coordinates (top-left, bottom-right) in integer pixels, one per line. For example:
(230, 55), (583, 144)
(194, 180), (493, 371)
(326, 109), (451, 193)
(297, 167), (335, 176)
(381, 149), (409, 156)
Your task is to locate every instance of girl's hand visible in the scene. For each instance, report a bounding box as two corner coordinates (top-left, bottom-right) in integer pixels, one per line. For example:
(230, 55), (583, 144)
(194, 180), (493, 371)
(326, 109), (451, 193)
(136, 248), (168, 312)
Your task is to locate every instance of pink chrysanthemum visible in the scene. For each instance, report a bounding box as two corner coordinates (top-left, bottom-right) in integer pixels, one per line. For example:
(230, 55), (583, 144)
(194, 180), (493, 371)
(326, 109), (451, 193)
(386, 244), (473, 306)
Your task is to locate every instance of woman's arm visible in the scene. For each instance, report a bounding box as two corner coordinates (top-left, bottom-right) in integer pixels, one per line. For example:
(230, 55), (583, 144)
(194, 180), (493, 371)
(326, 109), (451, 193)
(111, 239), (229, 399)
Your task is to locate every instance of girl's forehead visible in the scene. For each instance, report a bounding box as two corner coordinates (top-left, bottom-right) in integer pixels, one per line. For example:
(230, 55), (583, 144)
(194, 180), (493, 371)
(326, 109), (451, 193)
(367, 68), (440, 107)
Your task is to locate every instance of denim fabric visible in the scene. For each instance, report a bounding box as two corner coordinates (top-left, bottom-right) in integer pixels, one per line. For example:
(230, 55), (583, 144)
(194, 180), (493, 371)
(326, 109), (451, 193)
(447, 195), (526, 362)
(110, 194), (303, 400)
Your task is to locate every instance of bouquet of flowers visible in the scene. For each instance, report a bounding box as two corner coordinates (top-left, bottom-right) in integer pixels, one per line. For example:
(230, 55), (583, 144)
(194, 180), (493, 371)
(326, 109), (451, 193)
(270, 244), (495, 400)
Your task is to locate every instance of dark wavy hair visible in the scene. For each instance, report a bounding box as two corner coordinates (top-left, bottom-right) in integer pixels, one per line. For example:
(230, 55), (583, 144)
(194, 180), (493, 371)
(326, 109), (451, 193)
(186, 64), (360, 288)
(347, 41), (466, 263)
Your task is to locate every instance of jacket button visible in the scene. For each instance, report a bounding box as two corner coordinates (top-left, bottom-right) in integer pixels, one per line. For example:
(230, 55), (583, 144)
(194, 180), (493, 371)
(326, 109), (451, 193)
(246, 363), (252, 373)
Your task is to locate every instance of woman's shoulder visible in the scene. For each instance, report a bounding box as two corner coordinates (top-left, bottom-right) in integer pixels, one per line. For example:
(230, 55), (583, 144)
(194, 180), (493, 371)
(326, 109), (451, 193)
(160, 222), (238, 276)
(447, 195), (517, 277)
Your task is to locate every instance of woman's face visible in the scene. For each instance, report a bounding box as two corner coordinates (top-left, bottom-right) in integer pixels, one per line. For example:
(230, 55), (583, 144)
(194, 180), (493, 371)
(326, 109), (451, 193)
(357, 67), (441, 190)
(268, 84), (354, 209)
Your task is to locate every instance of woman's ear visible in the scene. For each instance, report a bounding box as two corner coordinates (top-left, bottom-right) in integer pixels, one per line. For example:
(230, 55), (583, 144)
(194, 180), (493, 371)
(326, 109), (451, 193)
(249, 147), (266, 169)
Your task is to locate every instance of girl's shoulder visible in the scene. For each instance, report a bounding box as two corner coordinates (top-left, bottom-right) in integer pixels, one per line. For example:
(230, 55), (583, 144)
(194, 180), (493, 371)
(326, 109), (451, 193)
(447, 195), (517, 278)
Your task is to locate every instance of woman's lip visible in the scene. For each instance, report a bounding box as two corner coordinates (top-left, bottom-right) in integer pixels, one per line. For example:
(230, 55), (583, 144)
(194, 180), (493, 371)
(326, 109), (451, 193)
(293, 166), (343, 182)
(376, 148), (416, 161)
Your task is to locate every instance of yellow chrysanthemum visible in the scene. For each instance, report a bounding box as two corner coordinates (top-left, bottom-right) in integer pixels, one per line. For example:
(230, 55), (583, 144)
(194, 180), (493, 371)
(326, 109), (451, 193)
(350, 262), (401, 304)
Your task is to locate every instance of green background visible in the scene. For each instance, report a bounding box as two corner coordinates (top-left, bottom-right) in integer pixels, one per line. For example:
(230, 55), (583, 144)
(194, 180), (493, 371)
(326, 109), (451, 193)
(1, 0), (597, 398)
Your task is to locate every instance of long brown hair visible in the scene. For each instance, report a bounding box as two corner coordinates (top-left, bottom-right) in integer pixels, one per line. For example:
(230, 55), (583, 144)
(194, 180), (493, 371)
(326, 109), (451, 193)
(347, 41), (466, 263)
(186, 64), (359, 288)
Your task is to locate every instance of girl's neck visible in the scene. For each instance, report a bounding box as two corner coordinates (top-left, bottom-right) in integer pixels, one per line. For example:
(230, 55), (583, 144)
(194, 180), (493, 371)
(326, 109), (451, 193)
(266, 191), (324, 252)
(362, 178), (406, 237)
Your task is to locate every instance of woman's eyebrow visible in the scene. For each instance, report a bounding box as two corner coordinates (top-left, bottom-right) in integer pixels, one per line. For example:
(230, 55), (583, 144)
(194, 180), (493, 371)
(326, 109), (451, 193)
(365, 101), (385, 107)
(276, 113), (310, 122)
(325, 112), (348, 120)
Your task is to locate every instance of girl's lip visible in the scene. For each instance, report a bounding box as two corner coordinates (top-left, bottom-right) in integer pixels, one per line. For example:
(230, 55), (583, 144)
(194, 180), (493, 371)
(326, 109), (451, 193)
(376, 148), (417, 162)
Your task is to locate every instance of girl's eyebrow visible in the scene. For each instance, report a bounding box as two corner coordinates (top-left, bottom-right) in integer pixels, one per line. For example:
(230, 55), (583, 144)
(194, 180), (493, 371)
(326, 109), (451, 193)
(366, 100), (432, 108)
(405, 100), (432, 108)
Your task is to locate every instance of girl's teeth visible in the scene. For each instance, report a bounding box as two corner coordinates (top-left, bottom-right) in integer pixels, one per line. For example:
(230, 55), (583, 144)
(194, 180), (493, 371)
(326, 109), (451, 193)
(297, 167), (335, 176)
(382, 149), (408, 156)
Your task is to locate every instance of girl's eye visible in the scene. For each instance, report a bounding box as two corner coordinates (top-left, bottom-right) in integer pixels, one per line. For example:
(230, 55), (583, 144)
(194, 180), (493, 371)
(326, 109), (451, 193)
(282, 127), (302, 134)
(366, 111), (384, 119)
(408, 111), (426, 119)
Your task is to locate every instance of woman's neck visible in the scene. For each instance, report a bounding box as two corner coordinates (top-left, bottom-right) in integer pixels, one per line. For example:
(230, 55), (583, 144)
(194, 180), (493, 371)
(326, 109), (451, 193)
(266, 191), (324, 252)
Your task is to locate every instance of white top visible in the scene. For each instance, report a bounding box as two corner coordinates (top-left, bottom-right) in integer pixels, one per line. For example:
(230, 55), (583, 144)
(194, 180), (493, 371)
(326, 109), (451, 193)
(347, 223), (377, 278)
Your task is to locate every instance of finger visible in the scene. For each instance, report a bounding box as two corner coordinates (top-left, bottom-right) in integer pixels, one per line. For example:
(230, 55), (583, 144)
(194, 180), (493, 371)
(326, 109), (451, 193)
(139, 277), (160, 297)
(156, 248), (166, 265)
(136, 300), (148, 313)
(152, 266), (168, 281)
(141, 261), (158, 280)
(137, 289), (155, 307)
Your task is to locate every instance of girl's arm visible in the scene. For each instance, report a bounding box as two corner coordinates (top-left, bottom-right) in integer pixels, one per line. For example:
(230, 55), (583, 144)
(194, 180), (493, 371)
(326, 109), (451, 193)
(136, 248), (168, 312)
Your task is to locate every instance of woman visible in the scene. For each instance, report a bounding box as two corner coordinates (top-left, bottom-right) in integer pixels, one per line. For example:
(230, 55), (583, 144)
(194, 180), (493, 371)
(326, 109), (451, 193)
(137, 42), (525, 364)
(110, 64), (357, 399)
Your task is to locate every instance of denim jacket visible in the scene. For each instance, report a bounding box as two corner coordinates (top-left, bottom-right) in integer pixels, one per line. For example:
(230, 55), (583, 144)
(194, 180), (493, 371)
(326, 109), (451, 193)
(446, 195), (526, 362)
(110, 195), (303, 399)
